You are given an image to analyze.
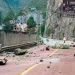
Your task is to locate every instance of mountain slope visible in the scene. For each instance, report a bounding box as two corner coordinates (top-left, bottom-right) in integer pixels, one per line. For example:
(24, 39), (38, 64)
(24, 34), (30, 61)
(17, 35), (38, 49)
(0, 0), (47, 15)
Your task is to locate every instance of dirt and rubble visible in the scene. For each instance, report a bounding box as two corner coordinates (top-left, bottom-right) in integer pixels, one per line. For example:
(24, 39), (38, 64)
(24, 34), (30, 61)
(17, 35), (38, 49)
(0, 45), (75, 75)
(0, 45), (53, 75)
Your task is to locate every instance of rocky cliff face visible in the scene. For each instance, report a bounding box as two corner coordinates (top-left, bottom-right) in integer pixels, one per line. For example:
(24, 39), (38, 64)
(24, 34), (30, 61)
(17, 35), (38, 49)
(46, 0), (75, 40)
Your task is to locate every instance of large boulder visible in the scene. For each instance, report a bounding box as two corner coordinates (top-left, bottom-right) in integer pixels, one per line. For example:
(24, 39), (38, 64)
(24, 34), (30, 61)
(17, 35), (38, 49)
(14, 48), (27, 55)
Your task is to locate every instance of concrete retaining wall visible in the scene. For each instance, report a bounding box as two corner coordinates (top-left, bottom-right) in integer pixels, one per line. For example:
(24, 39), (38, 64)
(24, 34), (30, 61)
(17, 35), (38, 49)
(0, 31), (36, 46)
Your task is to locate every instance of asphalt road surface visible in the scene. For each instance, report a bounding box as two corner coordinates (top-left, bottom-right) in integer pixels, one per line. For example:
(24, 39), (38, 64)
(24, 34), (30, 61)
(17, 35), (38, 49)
(0, 45), (75, 75)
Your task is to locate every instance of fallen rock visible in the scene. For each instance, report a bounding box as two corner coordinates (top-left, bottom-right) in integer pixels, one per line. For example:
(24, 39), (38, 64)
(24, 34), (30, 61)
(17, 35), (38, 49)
(73, 45), (75, 47)
(14, 48), (27, 55)
(49, 62), (52, 64)
(40, 49), (44, 51)
(46, 46), (50, 51)
(40, 59), (43, 62)
(29, 52), (33, 54)
(47, 66), (50, 69)
(59, 72), (62, 74)
(25, 55), (29, 57)
(74, 54), (75, 57)
(0, 57), (7, 65)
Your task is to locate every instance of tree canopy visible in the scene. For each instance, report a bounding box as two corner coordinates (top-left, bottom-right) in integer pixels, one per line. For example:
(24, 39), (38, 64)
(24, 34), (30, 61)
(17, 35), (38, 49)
(27, 17), (36, 28)
(3, 10), (15, 25)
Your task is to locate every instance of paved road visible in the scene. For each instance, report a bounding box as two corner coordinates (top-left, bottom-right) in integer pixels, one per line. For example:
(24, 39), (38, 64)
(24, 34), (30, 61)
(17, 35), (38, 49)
(22, 47), (75, 75)
(0, 45), (56, 75)
(0, 45), (75, 75)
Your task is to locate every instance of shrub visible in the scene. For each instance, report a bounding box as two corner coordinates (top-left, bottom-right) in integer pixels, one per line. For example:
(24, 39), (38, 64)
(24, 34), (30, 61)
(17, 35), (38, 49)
(27, 17), (36, 28)
(3, 24), (13, 32)
(41, 24), (45, 37)
(3, 10), (15, 25)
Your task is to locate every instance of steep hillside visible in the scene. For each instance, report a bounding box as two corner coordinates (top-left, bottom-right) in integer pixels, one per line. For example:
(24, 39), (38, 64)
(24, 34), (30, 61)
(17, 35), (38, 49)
(0, 0), (9, 16)
(0, 0), (47, 16)
(28, 0), (47, 11)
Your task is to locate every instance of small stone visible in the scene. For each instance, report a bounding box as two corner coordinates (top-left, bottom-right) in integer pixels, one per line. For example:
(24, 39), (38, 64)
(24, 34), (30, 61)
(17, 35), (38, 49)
(59, 72), (62, 74)
(34, 53), (36, 54)
(40, 49), (44, 51)
(49, 56), (52, 57)
(29, 52), (33, 54)
(13, 55), (15, 57)
(47, 66), (50, 69)
(46, 46), (50, 51)
(49, 62), (52, 64)
(25, 55), (29, 57)
(74, 54), (75, 56)
(40, 59), (43, 62)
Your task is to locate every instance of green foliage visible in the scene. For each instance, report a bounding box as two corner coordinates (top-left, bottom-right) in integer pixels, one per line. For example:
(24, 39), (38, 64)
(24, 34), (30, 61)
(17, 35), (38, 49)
(0, 0), (47, 17)
(3, 10), (15, 25)
(42, 12), (46, 19)
(3, 10), (15, 32)
(29, 0), (47, 12)
(3, 24), (13, 32)
(17, 10), (25, 16)
(41, 24), (45, 37)
(27, 17), (36, 28)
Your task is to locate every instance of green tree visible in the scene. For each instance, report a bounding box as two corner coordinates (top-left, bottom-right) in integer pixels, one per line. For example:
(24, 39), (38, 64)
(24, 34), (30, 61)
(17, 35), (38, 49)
(17, 10), (25, 16)
(3, 10), (15, 25)
(27, 17), (36, 41)
(27, 17), (36, 28)
(3, 24), (13, 32)
(3, 10), (15, 32)
(41, 24), (45, 37)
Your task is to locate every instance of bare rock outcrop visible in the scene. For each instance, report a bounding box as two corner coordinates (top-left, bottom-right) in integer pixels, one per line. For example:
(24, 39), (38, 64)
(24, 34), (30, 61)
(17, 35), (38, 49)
(46, 0), (75, 40)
